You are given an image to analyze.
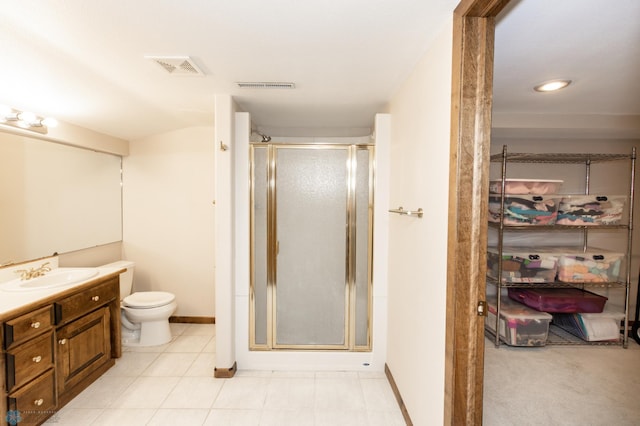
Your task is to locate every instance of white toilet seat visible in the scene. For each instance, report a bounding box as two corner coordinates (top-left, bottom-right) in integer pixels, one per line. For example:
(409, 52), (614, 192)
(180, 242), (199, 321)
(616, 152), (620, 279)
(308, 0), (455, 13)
(123, 291), (175, 309)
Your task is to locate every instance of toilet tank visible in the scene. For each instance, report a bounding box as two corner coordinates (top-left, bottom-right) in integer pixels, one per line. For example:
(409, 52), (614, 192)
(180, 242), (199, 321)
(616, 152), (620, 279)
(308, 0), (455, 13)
(101, 260), (135, 300)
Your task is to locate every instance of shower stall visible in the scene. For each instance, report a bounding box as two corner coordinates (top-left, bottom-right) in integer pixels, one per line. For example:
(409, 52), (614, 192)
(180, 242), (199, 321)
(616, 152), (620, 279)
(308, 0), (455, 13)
(250, 143), (374, 351)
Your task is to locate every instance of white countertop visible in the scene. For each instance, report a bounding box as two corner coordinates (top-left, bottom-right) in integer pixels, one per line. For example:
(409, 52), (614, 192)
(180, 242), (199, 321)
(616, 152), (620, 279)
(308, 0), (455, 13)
(0, 266), (122, 318)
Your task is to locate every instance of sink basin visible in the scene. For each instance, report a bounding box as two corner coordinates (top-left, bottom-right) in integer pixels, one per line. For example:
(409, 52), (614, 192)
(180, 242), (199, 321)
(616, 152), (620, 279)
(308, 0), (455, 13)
(0, 267), (99, 292)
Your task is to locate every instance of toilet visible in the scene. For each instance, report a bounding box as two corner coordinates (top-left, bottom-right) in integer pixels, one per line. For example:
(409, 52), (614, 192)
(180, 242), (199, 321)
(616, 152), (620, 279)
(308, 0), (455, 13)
(101, 260), (177, 347)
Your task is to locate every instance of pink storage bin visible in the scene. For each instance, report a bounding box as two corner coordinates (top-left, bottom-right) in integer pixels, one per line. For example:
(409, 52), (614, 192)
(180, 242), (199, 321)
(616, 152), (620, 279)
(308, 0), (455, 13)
(507, 288), (607, 313)
(489, 178), (563, 195)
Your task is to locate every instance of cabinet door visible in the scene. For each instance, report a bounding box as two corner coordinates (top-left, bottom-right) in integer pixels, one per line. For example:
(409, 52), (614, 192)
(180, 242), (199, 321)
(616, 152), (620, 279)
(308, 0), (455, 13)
(56, 307), (111, 395)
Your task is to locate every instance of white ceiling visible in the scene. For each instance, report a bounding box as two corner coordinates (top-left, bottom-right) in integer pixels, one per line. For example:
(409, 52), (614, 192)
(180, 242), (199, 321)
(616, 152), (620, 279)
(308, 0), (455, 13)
(1, 0), (638, 141)
(493, 0), (640, 139)
(0, 0), (458, 140)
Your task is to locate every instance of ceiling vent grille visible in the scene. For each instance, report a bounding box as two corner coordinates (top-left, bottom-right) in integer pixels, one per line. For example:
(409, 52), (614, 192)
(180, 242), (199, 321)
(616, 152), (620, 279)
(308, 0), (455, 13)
(146, 56), (204, 76)
(236, 82), (296, 89)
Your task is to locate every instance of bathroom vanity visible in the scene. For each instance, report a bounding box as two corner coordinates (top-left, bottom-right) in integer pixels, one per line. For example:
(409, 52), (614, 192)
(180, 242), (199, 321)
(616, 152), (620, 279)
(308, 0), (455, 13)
(0, 269), (123, 426)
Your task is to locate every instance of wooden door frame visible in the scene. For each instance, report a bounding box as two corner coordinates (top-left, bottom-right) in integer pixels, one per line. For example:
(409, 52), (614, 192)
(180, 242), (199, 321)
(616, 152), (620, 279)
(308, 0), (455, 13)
(445, 0), (510, 424)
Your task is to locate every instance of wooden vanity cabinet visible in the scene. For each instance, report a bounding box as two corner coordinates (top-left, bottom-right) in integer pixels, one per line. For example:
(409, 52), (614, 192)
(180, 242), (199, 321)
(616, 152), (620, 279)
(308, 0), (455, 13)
(54, 279), (118, 325)
(7, 369), (56, 426)
(1, 273), (122, 426)
(6, 331), (55, 392)
(3, 307), (55, 426)
(56, 307), (111, 399)
(3, 306), (54, 351)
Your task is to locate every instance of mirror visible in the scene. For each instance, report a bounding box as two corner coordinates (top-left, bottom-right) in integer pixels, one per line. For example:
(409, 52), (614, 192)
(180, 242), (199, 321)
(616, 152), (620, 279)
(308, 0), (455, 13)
(0, 131), (122, 264)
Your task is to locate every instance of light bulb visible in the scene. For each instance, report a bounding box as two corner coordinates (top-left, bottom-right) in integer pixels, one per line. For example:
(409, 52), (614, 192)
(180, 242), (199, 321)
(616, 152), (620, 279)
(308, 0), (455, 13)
(42, 117), (58, 128)
(17, 111), (38, 124)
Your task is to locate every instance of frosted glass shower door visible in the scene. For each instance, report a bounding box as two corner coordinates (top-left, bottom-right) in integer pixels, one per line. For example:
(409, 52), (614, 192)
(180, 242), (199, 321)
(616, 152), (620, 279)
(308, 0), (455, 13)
(250, 143), (373, 351)
(274, 146), (349, 348)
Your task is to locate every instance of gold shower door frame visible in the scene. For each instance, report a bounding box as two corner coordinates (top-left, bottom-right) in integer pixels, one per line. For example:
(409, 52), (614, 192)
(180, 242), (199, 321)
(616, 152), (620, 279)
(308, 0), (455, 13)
(249, 143), (374, 351)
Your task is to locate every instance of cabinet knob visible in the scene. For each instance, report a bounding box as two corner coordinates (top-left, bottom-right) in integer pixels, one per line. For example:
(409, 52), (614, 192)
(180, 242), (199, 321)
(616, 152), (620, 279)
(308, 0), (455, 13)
(33, 398), (44, 406)
(91, 295), (100, 302)
(31, 321), (41, 329)
(32, 355), (42, 363)
(58, 338), (67, 345)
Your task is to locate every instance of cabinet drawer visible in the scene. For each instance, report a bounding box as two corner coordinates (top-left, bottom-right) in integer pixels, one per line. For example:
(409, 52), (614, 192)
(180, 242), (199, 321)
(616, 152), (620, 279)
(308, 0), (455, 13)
(6, 331), (55, 392)
(54, 278), (118, 325)
(3, 305), (54, 350)
(8, 368), (56, 425)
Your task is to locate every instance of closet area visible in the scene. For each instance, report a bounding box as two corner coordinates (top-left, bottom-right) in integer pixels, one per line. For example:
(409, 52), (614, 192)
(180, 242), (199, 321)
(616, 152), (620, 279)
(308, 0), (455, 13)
(485, 145), (636, 348)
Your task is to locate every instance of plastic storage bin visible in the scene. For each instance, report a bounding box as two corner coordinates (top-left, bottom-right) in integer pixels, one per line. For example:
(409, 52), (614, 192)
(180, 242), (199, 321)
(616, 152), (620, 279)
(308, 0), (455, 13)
(552, 311), (624, 341)
(487, 247), (559, 283)
(486, 296), (552, 346)
(489, 178), (563, 195)
(557, 250), (623, 283)
(489, 195), (561, 226)
(556, 195), (626, 225)
(508, 288), (608, 313)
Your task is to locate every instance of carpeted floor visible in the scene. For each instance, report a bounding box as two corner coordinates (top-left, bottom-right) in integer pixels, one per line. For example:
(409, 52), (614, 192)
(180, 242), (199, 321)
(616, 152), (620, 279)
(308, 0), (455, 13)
(483, 335), (640, 425)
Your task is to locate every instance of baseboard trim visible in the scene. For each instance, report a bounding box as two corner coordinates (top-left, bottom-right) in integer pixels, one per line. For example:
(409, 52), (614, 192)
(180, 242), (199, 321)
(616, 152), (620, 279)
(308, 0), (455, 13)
(169, 316), (215, 324)
(214, 361), (237, 379)
(385, 363), (413, 426)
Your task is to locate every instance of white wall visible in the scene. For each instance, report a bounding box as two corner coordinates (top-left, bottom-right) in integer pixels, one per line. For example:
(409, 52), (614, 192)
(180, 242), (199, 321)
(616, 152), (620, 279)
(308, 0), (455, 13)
(386, 19), (453, 426)
(58, 242), (123, 268)
(215, 95), (237, 370)
(122, 126), (216, 317)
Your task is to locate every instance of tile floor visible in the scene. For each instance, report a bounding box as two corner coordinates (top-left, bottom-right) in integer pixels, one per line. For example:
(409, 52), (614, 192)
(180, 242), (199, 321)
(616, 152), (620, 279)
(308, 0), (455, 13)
(43, 322), (640, 425)
(46, 324), (405, 426)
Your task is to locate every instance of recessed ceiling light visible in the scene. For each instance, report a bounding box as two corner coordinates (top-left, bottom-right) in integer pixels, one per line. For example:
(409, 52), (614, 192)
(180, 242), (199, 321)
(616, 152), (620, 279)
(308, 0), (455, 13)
(534, 79), (572, 92)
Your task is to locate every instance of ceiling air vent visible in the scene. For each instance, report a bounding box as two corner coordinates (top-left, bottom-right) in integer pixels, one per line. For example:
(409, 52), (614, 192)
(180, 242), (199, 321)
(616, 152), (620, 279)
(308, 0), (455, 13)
(145, 56), (205, 76)
(236, 82), (295, 89)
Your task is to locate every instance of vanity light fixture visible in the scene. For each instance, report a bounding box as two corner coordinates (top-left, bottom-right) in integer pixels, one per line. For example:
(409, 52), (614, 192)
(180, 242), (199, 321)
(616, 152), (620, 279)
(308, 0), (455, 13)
(533, 79), (572, 92)
(0, 105), (58, 134)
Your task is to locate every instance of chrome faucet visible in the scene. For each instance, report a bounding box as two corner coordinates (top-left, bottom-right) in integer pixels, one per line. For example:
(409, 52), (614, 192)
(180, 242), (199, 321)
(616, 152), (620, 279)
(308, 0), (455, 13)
(15, 262), (52, 280)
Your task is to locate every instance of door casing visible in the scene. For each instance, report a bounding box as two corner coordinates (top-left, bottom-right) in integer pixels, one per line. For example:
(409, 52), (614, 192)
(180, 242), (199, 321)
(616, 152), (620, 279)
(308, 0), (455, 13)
(445, 0), (511, 424)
